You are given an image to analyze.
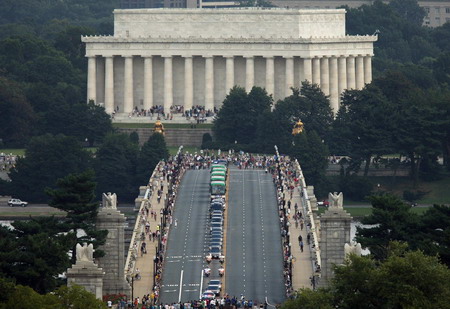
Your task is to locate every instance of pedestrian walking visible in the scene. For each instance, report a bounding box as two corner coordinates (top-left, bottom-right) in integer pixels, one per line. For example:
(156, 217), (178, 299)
(298, 235), (302, 243)
(174, 219), (178, 227)
(300, 241), (304, 252)
(300, 219), (304, 230)
(307, 232), (311, 245)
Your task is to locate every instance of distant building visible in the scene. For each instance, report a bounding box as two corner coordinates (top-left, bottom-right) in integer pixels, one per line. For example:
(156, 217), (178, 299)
(82, 8), (376, 115)
(120, 0), (238, 8)
(269, 0), (450, 27)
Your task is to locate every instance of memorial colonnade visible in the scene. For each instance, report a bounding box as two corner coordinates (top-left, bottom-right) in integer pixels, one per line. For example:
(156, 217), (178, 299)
(87, 52), (373, 115)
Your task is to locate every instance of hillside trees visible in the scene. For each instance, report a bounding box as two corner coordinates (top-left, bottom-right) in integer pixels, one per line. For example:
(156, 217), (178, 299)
(0, 134), (92, 202)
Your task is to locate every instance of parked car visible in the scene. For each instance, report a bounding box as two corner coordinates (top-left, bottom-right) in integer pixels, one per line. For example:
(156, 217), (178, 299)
(317, 200), (329, 207)
(8, 198), (28, 207)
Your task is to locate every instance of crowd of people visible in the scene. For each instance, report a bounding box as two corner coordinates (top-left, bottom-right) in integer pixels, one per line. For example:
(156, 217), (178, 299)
(112, 105), (216, 123)
(125, 152), (315, 308)
(0, 153), (19, 172)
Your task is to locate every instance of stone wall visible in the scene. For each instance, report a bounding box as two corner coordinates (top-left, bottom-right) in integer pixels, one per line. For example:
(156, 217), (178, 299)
(113, 8), (346, 39)
(117, 127), (213, 147)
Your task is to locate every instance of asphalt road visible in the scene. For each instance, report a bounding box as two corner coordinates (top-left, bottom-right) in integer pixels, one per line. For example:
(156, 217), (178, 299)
(159, 169), (211, 304)
(225, 167), (285, 305)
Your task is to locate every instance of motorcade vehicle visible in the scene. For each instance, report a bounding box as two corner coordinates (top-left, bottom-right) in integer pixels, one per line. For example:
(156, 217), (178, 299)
(210, 223), (222, 231)
(211, 217), (223, 224)
(209, 246), (222, 258)
(8, 199), (28, 207)
(209, 280), (222, 290)
(211, 181), (226, 196)
(210, 203), (224, 212)
(201, 291), (215, 300)
(210, 175), (226, 182)
(207, 284), (221, 295)
(209, 241), (222, 249)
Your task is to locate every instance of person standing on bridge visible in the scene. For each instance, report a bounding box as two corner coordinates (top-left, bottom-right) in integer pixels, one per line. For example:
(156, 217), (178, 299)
(300, 240), (304, 252)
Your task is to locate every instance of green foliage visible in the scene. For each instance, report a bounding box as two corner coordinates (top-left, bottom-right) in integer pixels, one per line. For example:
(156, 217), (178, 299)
(284, 245), (450, 308)
(0, 134), (92, 202)
(271, 83), (333, 152)
(53, 285), (107, 309)
(201, 133), (213, 149)
(290, 130), (329, 196)
(338, 175), (373, 201)
(0, 279), (106, 309)
(0, 217), (72, 294)
(129, 131), (140, 144)
(0, 76), (36, 147)
(136, 133), (169, 186)
(46, 170), (108, 262)
(213, 86), (272, 146)
(356, 194), (419, 260)
(94, 133), (139, 202)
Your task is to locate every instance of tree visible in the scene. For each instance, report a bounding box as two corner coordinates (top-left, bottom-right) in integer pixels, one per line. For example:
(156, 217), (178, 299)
(0, 217), (72, 294)
(53, 285), (107, 309)
(330, 86), (395, 176)
(284, 243), (450, 308)
(213, 86), (272, 146)
(289, 130), (329, 196)
(94, 133), (139, 202)
(46, 170), (108, 263)
(271, 83), (333, 153)
(0, 76), (36, 147)
(135, 133), (169, 186)
(356, 194), (419, 260)
(388, 0), (426, 27)
(0, 134), (92, 202)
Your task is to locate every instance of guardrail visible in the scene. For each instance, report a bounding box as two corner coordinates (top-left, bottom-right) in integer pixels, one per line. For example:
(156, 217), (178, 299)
(124, 161), (164, 279)
(294, 159), (321, 269)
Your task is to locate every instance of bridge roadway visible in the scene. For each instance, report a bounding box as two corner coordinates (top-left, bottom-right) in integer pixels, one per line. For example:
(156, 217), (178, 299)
(226, 167), (285, 304)
(159, 167), (285, 304)
(159, 169), (211, 304)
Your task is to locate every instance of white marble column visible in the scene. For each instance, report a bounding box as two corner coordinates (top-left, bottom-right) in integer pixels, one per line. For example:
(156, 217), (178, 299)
(346, 56), (356, 90)
(302, 57), (313, 83)
(143, 56), (153, 111)
(329, 56), (339, 113)
(265, 56), (275, 96)
(285, 56), (294, 97)
(312, 57), (321, 85)
(245, 56), (254, 92)
(320, 56), (330, 95)
(184, 56), (194, 111)
(87, 56), (97, 103)
(355, 55), (364, 89)
(338, 56), (347, 97)
(205, 56), (214, 111)
(123, 56), (133, 114)
(104, 56), (114, 114)
(164, 56), (173, 114)
(364, 55), (372, 85)
(225, 56), (234, 93)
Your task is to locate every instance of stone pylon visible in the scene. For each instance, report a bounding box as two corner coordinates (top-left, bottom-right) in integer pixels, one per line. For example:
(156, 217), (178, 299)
(66, 243), (104, 299)
(318, 192), (352, 287)
(96, 193), (131, 296)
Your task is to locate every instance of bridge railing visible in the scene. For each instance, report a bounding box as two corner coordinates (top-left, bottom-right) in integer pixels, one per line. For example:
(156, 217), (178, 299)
(124, 160), (164, 279)
(294, 159), (321, 269)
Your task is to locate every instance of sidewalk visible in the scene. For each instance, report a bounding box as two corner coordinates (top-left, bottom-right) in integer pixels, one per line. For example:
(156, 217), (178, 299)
(289, 187), (314, 290)
(132, 171), (169, 300)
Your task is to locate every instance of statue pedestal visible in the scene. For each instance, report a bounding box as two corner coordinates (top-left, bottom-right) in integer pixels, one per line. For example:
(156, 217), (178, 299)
(318, 206), (352, 287)
(97, 206), (131, 297)
(67, 261), (104, 299)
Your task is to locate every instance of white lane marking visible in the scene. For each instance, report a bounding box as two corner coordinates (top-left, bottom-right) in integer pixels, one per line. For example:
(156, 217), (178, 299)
(199, 269), (204, 299)
(178, 270), (184, 302)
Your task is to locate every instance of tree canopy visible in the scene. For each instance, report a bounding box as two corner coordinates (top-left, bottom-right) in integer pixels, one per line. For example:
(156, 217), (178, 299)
(282, 243), (450, 309)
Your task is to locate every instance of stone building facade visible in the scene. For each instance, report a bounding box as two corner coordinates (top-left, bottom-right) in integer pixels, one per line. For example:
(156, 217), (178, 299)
(82, 8), (376, 115)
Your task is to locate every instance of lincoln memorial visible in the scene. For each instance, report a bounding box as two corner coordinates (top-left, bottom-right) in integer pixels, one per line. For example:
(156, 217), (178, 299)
(82, 8), (377, 115)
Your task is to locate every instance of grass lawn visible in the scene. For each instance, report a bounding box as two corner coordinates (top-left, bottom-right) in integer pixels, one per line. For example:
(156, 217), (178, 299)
(113, 123), (213, 129)
(366, 175), (450, 205)
(0, 149), (25, 156)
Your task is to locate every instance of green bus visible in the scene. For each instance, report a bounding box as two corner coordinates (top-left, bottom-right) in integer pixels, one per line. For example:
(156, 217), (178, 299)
(211, 171), (226, 178)
(211, 180), (226, 195)
(211, 175), (226, 182)
(211, 166), (227, 173)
